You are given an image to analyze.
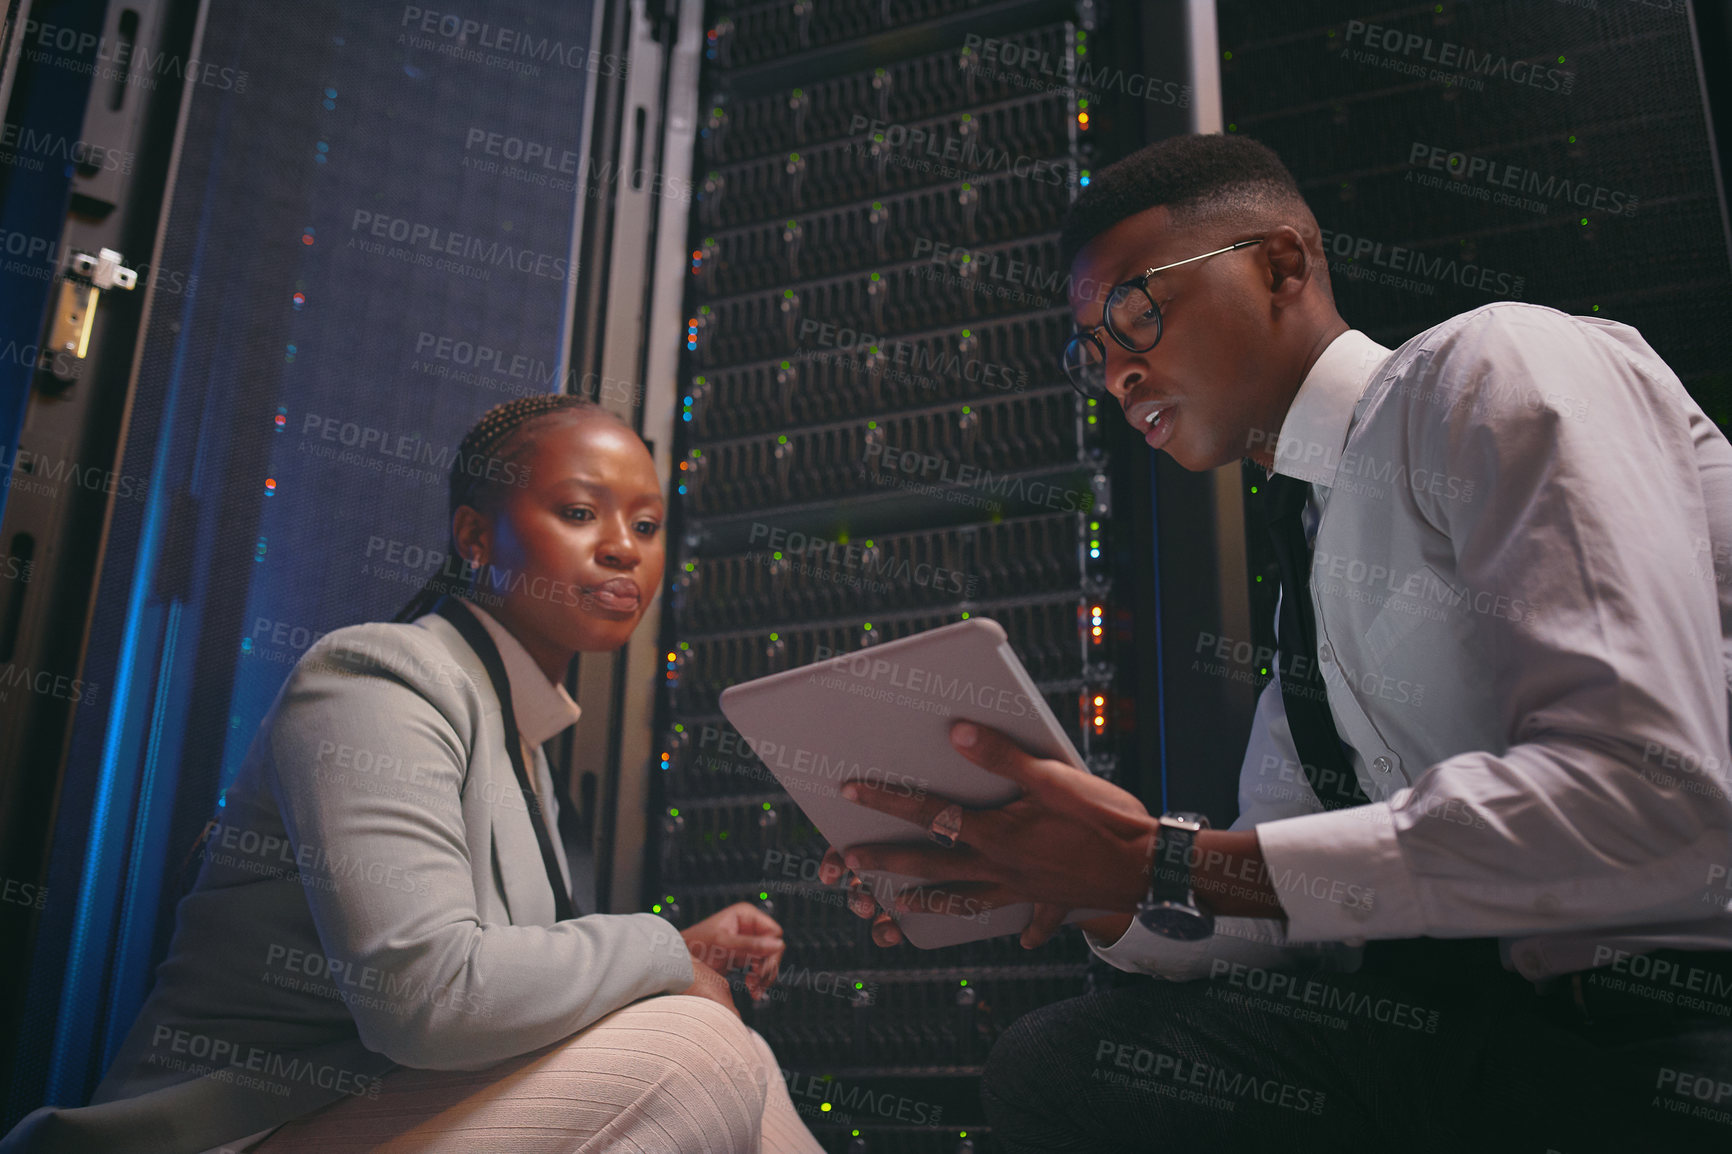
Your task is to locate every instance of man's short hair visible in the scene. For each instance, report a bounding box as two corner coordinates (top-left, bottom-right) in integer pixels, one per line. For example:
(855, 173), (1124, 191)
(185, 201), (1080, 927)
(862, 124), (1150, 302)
(1058, 133), (1315, 273)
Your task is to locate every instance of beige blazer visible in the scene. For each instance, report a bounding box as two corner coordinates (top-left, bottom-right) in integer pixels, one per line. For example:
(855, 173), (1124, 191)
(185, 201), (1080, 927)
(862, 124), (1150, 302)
(1, 612), (693, 1153)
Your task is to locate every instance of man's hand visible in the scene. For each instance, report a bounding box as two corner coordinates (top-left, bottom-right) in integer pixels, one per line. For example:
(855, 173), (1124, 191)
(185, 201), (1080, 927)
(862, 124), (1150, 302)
(823, 721), (1160, 947)
(680, 902), (785, 1000)
(677, 955), (741, 1018)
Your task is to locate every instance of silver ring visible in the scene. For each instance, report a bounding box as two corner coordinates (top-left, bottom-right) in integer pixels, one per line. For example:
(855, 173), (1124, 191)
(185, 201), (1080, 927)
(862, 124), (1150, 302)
(927, 803), (964, 849)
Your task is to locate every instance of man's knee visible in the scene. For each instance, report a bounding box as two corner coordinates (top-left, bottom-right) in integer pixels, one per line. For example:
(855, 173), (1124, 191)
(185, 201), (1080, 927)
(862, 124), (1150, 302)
(983, 997), (1088, 1111)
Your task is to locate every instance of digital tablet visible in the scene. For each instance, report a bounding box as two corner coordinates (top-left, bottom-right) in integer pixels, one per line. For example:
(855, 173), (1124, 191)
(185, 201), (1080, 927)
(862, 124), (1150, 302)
(718, 616), (1102, 948)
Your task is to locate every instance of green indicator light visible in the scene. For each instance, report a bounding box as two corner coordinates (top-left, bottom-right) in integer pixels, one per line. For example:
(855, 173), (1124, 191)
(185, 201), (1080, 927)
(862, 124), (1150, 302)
(667, 895), (675, 902)
(763, 802), (773, 810)
(674, 723), (684, 732)
(868, 420), (877, 429)
(769, 632), (779, 640)
(863, 623), (873, 630)
(669, 808), (679, 817)
(962, 405), (970, 413)
(1090, 521), (1100, 530)
(1223, 50), (1232, 60)
(773, 552), (782, 559)
(1249, 484), (1259, 494)
(778, 435), (788, 443)
(1087, 415), (1097, 424)
(959, 979), (969, 986)
(855, 981), (864, 989)
(1078, 98), (1088, 110)
(961, 612), (970, 619)
(652, 904), (662, 912)
(780, 360), (790, 369)
(760, 892), (769, 900)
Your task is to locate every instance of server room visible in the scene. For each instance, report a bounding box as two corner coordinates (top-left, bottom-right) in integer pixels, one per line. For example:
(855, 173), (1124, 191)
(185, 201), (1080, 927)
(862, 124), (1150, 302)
(3, 0), (1732, 1150)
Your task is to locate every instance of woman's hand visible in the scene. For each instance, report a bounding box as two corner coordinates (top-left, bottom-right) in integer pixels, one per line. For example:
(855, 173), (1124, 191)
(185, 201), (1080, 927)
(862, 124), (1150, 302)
(677, 956), (741, 1018)
(680, 902), (785, 1000)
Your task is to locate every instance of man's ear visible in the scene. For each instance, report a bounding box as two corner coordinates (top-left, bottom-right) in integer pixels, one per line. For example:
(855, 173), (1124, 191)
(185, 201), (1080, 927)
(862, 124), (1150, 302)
(1262, 225), (1313, 305)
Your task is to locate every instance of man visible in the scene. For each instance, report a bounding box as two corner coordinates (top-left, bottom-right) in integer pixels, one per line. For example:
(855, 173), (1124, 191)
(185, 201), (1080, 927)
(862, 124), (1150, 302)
(819, 133), (1732, 1150)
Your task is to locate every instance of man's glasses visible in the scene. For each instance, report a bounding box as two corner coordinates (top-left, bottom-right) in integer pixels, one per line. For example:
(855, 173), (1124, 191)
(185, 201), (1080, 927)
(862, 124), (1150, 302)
(1061, 238), (1264, 397)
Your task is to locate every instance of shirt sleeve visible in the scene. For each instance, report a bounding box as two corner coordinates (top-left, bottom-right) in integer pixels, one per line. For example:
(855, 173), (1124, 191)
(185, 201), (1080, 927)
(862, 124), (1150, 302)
(266, 626), (694, 1070)
(1257, 305), (1732, 943)
(1086, 670), (1363, 979)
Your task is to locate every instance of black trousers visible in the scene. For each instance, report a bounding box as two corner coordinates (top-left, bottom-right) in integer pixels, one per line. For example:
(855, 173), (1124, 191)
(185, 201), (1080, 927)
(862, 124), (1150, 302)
(981, 939), (1732, 1153)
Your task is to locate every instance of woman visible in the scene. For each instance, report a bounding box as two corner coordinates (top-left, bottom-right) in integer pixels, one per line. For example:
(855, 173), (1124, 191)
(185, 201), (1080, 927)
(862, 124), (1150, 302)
(2, 396), (823, 1154)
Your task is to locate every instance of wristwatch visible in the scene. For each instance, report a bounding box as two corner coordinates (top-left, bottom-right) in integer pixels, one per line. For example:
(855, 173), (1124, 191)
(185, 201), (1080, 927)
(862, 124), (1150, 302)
(1135, 811), (1215, 941)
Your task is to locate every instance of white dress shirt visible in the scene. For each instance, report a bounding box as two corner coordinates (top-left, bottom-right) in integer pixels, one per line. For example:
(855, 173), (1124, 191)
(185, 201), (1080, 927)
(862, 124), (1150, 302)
(458, 598), (585, 896)
(1092, 302), (1732, 982)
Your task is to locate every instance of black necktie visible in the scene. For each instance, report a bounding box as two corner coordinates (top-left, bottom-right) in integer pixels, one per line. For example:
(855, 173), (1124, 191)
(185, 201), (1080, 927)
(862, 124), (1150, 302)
(1253, 471), (1371, 811)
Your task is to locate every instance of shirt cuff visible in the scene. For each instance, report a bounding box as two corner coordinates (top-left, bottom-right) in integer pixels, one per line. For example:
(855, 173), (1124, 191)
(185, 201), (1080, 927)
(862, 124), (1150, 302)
(1254, 803), (1426, 941)
(1084, 916), (1296, 982)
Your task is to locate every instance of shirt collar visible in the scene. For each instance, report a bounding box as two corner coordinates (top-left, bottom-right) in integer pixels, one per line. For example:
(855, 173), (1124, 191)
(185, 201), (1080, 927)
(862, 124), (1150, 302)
(1268, 329), (1393, 487)
(455, 600), (584, 747)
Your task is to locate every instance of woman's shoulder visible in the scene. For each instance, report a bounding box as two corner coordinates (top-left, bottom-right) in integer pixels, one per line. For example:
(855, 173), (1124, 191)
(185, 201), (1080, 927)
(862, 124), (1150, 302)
(292, 617), (486, 699)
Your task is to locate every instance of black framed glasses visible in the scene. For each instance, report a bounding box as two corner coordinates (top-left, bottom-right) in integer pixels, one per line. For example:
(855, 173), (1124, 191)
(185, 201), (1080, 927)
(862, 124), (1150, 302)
(1061, 238), (1265, 397)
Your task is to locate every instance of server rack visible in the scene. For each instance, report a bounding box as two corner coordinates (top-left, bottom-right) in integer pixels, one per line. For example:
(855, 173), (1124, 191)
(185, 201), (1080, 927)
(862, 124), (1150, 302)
(649, 3), (1129, 1149)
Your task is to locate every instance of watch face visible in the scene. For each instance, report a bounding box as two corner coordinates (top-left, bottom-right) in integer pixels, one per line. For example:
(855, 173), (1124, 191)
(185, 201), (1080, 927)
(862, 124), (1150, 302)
(1138, 901), (1215, 942)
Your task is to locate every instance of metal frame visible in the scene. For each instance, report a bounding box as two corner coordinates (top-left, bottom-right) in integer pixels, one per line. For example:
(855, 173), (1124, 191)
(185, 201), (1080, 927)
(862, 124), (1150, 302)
(562, 0), (704, 915)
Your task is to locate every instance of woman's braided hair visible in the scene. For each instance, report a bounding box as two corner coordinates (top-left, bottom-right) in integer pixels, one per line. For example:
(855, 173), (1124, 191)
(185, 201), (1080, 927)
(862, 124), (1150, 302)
(391, 394), (626, 623)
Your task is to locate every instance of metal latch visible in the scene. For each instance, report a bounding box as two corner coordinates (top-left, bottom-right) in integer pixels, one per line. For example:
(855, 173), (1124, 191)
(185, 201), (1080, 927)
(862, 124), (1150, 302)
(47, 248), (138, 376)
